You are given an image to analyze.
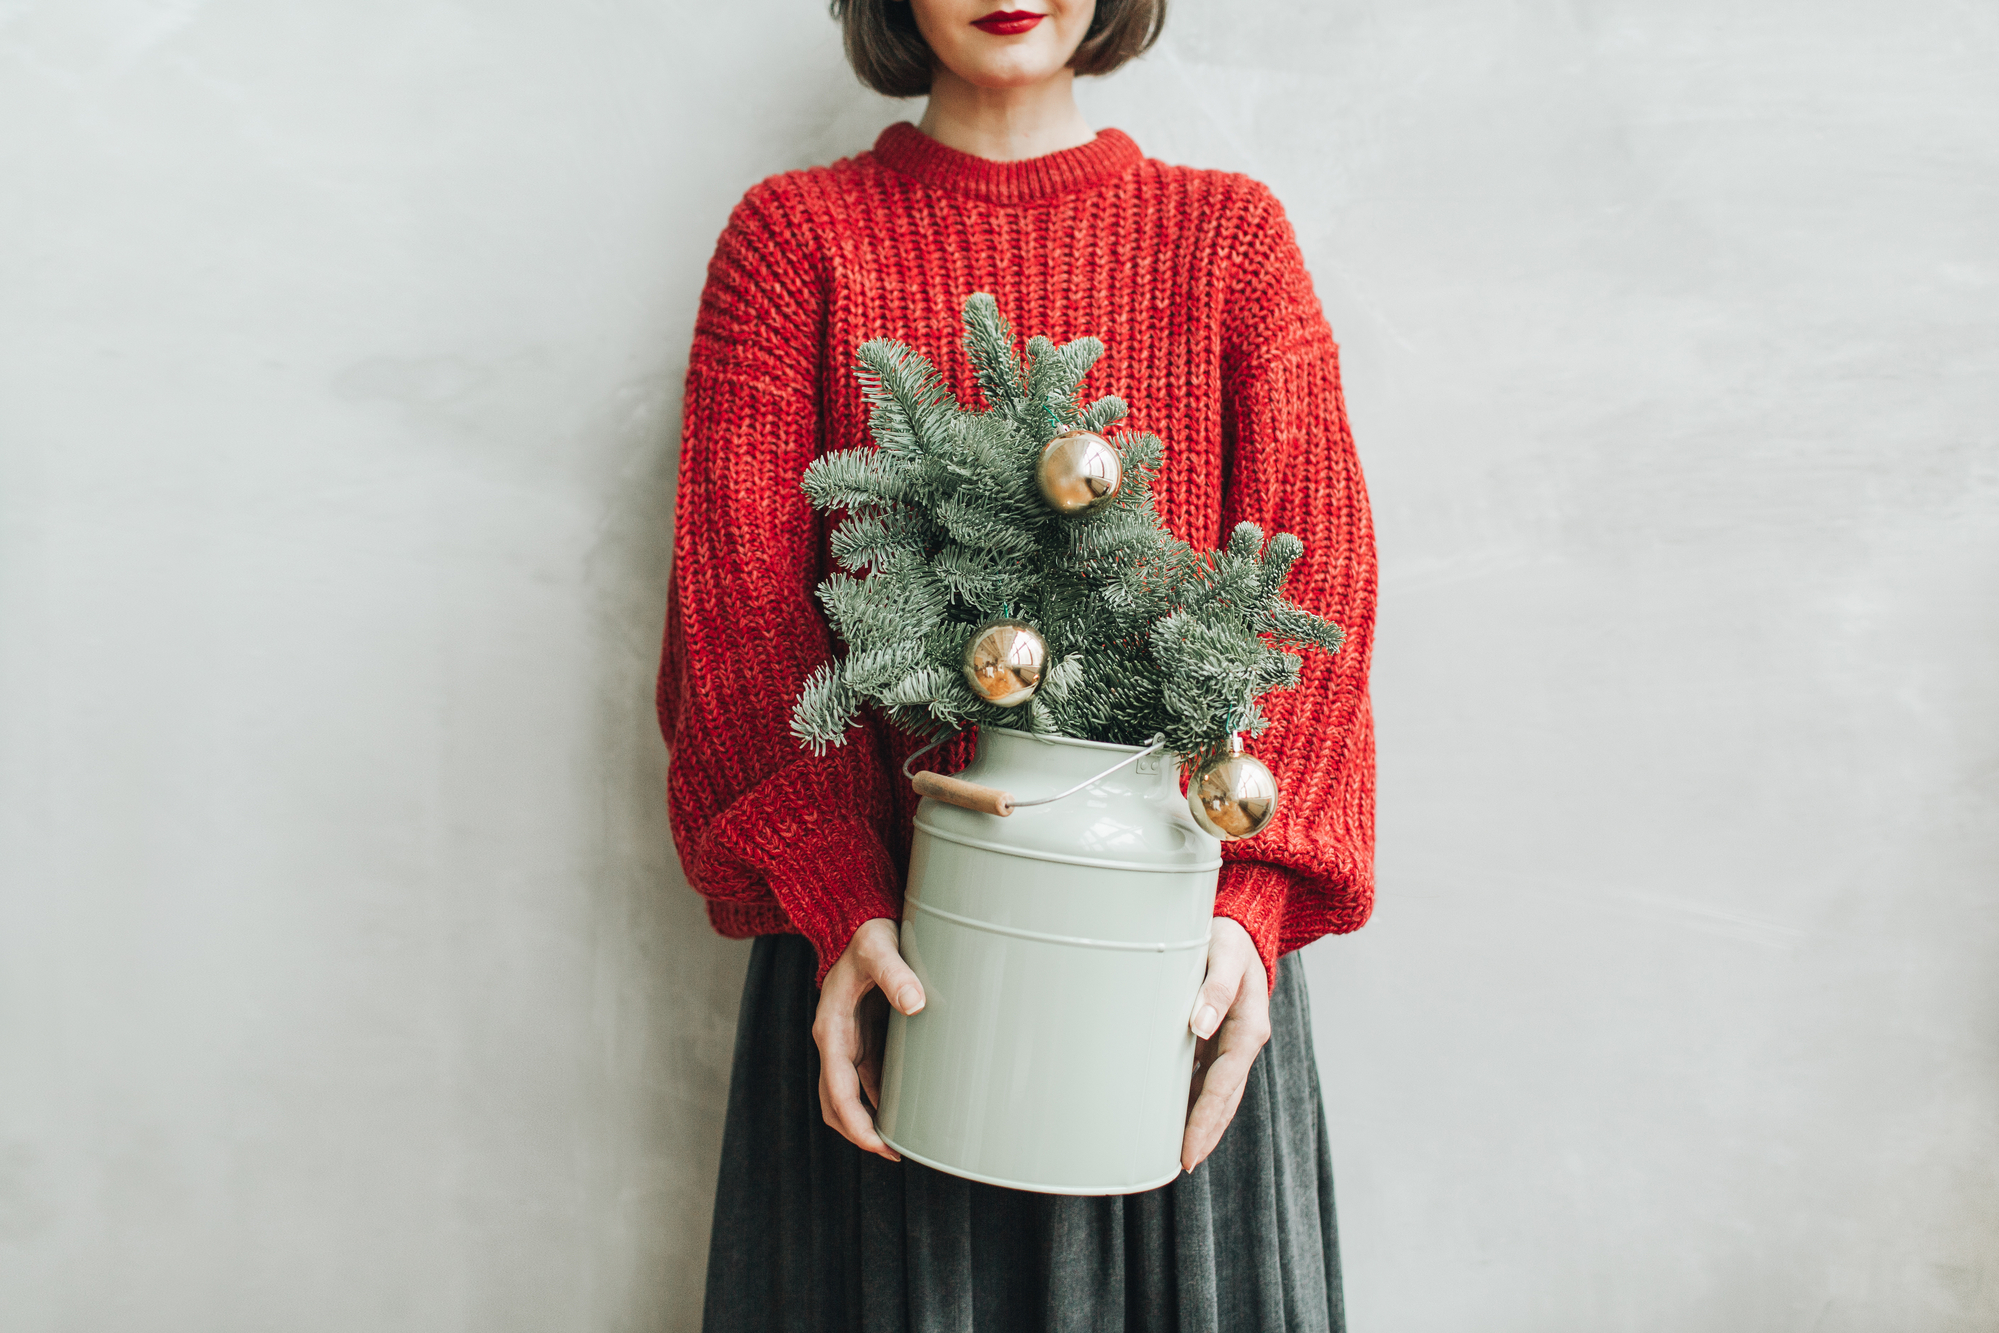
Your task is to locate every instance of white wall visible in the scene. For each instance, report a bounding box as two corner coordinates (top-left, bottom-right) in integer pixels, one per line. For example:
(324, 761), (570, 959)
(1, 2), (1993, 1330)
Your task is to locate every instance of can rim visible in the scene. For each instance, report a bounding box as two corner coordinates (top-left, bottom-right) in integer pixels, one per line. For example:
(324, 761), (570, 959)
(977, 726), (1150, 756)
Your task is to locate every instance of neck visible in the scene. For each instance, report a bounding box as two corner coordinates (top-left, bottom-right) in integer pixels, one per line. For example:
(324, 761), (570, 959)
(917, 69), (1094, 162)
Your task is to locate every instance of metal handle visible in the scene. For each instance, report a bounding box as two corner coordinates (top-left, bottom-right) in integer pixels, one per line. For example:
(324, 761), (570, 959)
(911, 770), (1013, 816)
(902, 728), (1169, 817)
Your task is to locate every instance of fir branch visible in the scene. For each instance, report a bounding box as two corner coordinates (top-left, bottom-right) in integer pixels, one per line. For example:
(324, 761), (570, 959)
(1254, 647), (1304, 693)
(962, 293), (1028, 423)
(802, 448), (914, 510)
(1264, 604), (1346, 655)
(830, 509), (925, 573)
(1227, 521), (1266, 559)
(1053, 337), (1105, 397)
(815, 574), (892, 645)
(791, 662), (859, 752)
(1068, 508), (1158, 562)
(842, 642), (926, 692)
(934, 494), (1041, 557)
(1112, 430), (1163, 477)
(932, 543), (1015, 607)
(879, 666), (958, 707)
(1080, 395), (1129, 434)
(1039, 653), (1084, 702)
(855, 339), (958, 459)
(1021, 335), (1103, 436)
(1258, 531), (1305, 590)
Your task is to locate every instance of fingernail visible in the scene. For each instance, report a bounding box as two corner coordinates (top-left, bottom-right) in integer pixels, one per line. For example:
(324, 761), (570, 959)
(898, 986), (924, 1014)
(1192, 1003), (1219, 1038)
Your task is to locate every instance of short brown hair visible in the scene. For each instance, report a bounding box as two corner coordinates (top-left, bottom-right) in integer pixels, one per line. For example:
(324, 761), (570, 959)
(829, 1), (1166, 99)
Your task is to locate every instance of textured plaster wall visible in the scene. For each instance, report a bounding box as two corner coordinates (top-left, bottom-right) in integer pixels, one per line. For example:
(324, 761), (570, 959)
(1, 2), (1993, 1330)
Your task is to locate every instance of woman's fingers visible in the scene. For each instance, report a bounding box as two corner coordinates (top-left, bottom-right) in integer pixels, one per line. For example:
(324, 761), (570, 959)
(826, 1050), (898, 1159)
(858, 1050), (884, 1112)
(857, 989), (888, 1110)
(811, 920), (909, 1162)
(1182, 919), (1272, 1172)
(1188, 916), (1255, 1040)
(813, 987), (899, 1160)
(854, 922), (926, 1016)
(1189, 963), (1240, 1040)
(1182, 1003), (1271, 1170)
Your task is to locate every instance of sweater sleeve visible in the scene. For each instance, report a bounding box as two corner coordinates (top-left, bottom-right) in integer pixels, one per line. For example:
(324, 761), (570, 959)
(660, 185), (901, 984)
(1212, 186), (1379, 985)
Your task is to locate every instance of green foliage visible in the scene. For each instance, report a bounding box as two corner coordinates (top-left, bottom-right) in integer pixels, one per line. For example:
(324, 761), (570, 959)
(791, 294), (1343, 767)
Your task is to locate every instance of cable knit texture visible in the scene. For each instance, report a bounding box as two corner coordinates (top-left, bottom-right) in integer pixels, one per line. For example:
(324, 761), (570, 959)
(661, 124), (1377, 986)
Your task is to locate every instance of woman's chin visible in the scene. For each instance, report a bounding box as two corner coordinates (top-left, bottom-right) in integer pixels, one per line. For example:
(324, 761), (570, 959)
(950, 57), (1073, 92)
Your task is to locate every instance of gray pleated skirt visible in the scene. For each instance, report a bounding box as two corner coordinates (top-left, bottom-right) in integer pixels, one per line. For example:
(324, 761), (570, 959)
(702, 934), (1344, 1333)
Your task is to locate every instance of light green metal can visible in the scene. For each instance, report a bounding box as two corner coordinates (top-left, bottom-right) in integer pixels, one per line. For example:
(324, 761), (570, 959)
(876, 728), (1222, 1195)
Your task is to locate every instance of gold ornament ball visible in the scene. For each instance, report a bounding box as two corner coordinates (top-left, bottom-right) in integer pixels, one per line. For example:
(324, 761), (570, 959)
(962, 619), (1048, 708)
(1035, 430), (1123, 514)
(1188, 753), (1280, 841)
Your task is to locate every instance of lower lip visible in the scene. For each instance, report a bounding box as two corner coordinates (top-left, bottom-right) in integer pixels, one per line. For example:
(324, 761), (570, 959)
(972, 12), (1044, 36)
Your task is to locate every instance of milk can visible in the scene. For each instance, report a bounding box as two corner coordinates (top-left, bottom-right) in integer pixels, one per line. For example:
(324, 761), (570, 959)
(876, 726), (1222, 1195)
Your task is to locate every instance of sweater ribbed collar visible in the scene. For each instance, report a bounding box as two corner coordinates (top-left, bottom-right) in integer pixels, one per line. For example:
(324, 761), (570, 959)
(870, 122), (1143, 205)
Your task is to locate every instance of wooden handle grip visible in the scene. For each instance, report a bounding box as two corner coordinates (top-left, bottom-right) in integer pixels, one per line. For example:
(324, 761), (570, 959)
(911, 771), (1014, 817)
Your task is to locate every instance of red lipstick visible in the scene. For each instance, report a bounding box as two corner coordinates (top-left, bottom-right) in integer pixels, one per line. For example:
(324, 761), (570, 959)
(971, 9), (1045, 36)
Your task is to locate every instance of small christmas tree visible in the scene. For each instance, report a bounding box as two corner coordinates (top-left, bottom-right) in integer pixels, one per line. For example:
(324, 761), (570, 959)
(790, 294), (1343, 773)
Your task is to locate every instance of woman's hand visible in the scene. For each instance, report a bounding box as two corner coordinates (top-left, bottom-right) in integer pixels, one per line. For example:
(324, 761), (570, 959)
(1183, 916), (1271, 1172)
(813, 917), (925, 1161)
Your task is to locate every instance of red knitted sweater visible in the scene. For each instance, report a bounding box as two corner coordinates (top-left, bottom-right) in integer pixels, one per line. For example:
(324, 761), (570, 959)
(659, 124), (1377, 986)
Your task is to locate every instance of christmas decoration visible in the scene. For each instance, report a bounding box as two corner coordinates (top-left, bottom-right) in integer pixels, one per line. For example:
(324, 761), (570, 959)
(788, 293), (1345, 795)
(1187, 746), (1280, 841)
(962, 619), (1047, 707)
(1035, 429), (1122, 513)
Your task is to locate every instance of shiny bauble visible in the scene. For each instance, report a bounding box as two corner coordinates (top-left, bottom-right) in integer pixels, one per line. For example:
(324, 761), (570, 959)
(1187, 753), (1280, 841)
(1035, 430), (1123, 514)
(961, 619), (1048, 708)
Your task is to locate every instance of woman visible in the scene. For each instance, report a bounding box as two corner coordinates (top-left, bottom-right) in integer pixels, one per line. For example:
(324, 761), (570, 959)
(660, 1), (1377, 1327)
